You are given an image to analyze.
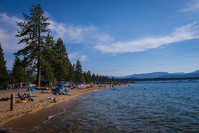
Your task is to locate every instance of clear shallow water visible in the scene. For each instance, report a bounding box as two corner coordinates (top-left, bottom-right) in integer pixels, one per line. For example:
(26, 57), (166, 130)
(30, 81), (199, 133)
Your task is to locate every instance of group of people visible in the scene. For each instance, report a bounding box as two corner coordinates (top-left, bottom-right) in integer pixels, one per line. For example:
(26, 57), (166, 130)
(18, 92), (34, 101)
(52, 86), (71, 95)
(7, 83), (23, 89)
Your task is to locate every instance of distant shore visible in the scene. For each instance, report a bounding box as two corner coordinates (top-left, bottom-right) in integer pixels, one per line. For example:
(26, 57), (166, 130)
(0, 84), (127, 132)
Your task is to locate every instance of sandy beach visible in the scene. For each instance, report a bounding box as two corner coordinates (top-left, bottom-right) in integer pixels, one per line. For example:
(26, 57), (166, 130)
(0, 84), (125, 132)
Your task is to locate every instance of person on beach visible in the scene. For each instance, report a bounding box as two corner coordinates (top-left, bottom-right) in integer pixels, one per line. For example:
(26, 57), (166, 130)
(18, 92), (30, 100)
(28, 97), (34, 101)
(20, 82), (23, 88)
(18, 93), (23, 100)
(53, 98), (57, 103)
(6, 84), (10, 89)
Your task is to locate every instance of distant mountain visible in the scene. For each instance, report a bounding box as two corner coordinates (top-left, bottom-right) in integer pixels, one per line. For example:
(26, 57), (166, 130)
(161, 70), (199, 78)
(119, 70), (199, 79)
(108, 76), (118, 79)
(119, 72), (169, 79)
(191, 70), (199, 73)
(6, 69), (12, 75)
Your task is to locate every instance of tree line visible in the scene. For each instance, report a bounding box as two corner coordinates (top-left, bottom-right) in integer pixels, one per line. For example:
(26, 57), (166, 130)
(0, 4), (114, 86)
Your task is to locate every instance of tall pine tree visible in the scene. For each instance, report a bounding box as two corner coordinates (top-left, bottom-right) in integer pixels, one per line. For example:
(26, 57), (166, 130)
(16, 4), (50, 87)
(75, 60), (83, 83)
(67, 62), (75, 82)
(41, 33), (56, 82)
(0, 43), (8, 83)
(54, 38), (69, 81)
(11, 56), (30, 83)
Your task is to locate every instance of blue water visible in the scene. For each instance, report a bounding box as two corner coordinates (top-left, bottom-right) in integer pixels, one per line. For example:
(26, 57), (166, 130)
(30, 81), (199, 133)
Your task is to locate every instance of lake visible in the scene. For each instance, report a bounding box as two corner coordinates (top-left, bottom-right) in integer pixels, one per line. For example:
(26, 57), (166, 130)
(30, 80), (199, 132)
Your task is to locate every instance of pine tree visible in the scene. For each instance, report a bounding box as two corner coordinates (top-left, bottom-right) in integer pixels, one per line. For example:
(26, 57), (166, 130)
(16, 4), (50, 87)
(99, 75), (102, 82)
(11, 56), (29, 83)
(91, 73), (96, 82)
(87, 70), (91, 83)
(0, 43), (8, 83)
(83, 71), (89, 83)
(75, 60), (83, 83)
(54, 38), (69, 81)
(41, 33), (55, 82)
(96, 74), (99, 82)
(68, 62), (75, 82)
(112, 77), (115, 82)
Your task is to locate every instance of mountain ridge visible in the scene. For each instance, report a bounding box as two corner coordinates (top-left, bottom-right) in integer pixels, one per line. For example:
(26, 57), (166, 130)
(119, 70), (199, 79)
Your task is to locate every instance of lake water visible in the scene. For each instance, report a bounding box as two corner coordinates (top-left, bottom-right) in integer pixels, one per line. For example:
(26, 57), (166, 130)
(30, 80), (199, 133)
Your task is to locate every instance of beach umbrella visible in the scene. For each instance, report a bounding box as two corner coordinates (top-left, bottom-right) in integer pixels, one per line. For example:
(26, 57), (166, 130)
(75, 82), (82, 85)
(26, 88), (37, 96)
(53, 86), (61, 93)
(63, 83), (70, 86)
(24, 84), (37, 88)
(56, 83), (70, 86)
(56, 83), (64, 86)
(26, 88), (37, 91)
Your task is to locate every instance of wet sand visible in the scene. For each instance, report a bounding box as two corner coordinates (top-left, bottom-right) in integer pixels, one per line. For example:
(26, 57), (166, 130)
(0, 95), (83, 133)
(0, 84), (125, 132)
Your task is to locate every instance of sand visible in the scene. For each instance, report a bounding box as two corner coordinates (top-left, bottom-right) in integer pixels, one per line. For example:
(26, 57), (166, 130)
(0, 84), (125, 132)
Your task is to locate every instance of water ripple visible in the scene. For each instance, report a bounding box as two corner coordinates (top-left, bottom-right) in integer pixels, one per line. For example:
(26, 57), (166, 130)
(30, 82), (199, 133)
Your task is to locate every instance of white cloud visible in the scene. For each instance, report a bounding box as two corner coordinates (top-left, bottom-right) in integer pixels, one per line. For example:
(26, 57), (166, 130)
(0, 12), (22, 26)
(179, 0), (199, 12)
(0, 12), (114, 53)
(68, 52), (78, 60)
(95, 22), (199, 54)
(0, 13), (24, 52)
(79, 55), (87, 61)
(0, 28), (16, 52)
(48, 19), (114, 44)
(68, 52), (87, 62)
(1, 12), (199, 57)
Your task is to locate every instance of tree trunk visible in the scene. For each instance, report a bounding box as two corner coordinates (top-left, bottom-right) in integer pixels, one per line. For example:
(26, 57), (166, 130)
(37, 58), (41, 87)
(37, 17), (41, 87)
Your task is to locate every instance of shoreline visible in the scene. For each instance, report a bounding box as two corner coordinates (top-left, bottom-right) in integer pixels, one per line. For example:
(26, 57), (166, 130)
(0, 84), (127, 132)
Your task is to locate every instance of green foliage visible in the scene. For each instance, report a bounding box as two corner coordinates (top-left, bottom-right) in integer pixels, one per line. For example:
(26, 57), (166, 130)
(10, 4), (113, 85)
(83, 71), (91, 83)
(41, 33), (55, 82)
(67, 62), (75, 82)
(87, 71), (91, 83)
(10, 56), (32, 83)
(0, 43), (8, 83)
(53, 38), (69, 81)
(16, 4), (50, 86)
(91, 73), (96, 82)
(75, 60), (83, 82)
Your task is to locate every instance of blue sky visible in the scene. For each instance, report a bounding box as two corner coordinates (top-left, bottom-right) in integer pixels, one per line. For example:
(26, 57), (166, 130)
(0, 0), (199, 76)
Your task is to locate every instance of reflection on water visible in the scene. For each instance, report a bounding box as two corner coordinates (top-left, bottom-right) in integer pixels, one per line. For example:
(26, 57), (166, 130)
(30, 81), (199, 133)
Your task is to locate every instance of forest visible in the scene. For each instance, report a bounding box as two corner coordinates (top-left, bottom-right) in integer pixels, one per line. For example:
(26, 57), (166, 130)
(0, 4), (115, 86)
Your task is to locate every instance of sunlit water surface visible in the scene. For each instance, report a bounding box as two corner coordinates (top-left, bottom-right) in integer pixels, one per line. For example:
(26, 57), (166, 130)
(30, 80), (199, 133)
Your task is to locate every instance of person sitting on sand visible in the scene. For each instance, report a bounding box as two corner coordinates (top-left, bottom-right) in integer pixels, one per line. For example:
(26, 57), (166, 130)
(18, 93), (22, 99)
(53, 98), (57, 103)
(28, 97), (34, 101)
(23, 92), (30, 98)
(18, 92), (30, 100)
(0, 97), (10, 101)
(18, 93), (27, 100)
